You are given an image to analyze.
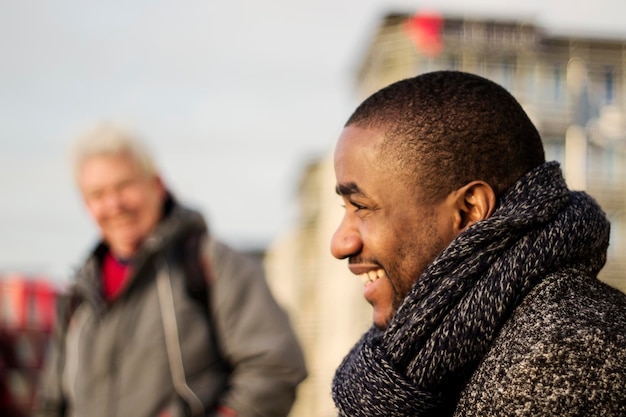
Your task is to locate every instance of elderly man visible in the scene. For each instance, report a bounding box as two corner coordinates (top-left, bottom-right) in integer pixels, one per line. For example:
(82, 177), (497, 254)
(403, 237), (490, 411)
(34, 124), (307, 417)
(331, 71), (626, 416)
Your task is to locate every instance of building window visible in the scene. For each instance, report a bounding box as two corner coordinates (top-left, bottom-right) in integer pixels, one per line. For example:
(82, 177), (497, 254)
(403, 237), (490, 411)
(447, 55), (459, 70)
(605, 67), (614, 104)
(554, 65), (563, 103)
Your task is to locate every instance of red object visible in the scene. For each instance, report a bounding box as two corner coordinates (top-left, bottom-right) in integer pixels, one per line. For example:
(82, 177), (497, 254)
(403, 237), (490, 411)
(216, 405), (238, 417)
(0, 275), (59, 416)
(404, 12), (444, 57)
(0, 276), (58, 331)
(102, 252), (132, 301)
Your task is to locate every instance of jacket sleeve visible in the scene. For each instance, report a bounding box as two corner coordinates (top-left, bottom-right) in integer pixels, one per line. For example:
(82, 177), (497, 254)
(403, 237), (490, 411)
(206, 239), (307, 417)
(31, 295), (73, 417)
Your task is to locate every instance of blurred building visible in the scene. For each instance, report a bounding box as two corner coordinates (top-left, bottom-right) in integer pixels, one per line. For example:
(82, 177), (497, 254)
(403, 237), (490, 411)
(265, 11), (626, 417)
(0, 274), (59, 416)
(265, 158), (371, 417)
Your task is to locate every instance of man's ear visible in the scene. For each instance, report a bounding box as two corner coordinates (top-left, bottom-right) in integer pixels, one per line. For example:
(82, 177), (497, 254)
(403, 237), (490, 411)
(453, 181), (496, 232)
(154, 175), (167, 195)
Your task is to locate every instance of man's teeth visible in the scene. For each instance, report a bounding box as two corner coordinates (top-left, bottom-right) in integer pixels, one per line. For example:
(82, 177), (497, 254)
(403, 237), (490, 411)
(360, 269), (385, 284)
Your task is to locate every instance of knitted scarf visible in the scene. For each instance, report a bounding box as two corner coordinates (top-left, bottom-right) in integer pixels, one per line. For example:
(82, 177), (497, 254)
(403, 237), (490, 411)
(332, 161), (610, 416)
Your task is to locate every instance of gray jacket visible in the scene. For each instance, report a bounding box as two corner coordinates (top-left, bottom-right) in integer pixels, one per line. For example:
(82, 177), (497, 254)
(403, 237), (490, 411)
(34, 199), (307, 417)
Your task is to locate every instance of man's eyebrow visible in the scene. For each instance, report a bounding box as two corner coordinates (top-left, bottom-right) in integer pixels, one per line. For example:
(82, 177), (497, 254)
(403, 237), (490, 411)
(335, 182), (363, 196)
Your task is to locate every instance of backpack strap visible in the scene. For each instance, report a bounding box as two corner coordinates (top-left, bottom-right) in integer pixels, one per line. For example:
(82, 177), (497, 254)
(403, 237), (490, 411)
(157, 233), (229, 417)
(156, 260), (206, 417)
(179, 232), (228, 369)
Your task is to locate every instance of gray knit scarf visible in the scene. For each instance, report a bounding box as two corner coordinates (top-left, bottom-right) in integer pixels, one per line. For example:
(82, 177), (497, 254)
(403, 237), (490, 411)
(332, 161), (610, 416)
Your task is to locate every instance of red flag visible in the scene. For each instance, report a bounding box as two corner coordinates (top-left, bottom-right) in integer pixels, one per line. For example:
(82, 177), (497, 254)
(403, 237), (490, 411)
(404, 12), (443, 57)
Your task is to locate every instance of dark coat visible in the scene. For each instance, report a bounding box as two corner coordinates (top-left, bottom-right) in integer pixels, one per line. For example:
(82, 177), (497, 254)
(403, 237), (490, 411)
(454, 270), (626, 416)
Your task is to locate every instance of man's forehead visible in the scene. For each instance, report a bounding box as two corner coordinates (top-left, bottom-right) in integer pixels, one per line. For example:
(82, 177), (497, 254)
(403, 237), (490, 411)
(79, 155), (143, 186)
(334, 126), (385, 164)
(336, 124), (384, 145)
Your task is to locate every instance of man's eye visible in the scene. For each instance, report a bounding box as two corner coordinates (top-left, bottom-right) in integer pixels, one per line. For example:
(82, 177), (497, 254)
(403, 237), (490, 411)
(87, 191), (103, 201)
(350, 201), (366, 211)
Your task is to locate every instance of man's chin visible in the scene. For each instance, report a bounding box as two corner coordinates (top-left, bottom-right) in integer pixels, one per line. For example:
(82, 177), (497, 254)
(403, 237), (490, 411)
(106, 236), (141, 258)
(372, 310), (393, 330)
(373, 322), (387, 331)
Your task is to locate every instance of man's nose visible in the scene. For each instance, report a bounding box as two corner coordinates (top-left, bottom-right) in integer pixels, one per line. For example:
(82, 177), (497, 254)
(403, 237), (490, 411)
(102, 190), (124, 213)
(330, 217), (362, 260)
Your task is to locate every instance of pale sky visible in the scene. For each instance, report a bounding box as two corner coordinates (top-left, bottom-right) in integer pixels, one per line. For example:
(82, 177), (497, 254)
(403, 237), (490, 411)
(1, 0), (625, 283)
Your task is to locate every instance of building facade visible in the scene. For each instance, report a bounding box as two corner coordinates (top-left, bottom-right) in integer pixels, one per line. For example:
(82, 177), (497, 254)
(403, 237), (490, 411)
(265, 12), (626, 417)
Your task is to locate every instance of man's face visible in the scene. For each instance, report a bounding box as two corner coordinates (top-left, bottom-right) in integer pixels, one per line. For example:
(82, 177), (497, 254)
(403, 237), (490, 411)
(331, 126), (456, 329)
(77, 154), (165, 259)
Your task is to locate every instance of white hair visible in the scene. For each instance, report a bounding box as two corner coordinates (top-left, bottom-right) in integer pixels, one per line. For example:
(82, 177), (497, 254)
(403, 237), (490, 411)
(71, 122), (159, 182)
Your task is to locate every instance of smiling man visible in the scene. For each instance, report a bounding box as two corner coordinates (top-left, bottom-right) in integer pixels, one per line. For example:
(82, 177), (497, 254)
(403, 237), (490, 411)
(331, 71), (626, 416)
(33, 123), (307, 417)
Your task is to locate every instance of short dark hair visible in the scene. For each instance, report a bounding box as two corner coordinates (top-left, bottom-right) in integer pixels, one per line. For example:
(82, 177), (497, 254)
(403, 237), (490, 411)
(345, 71), (545, 202)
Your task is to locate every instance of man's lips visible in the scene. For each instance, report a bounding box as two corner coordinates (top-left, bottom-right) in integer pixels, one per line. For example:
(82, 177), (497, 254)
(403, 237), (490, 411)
(348, 263), (380, 275)
(348, 263), (387, 286)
